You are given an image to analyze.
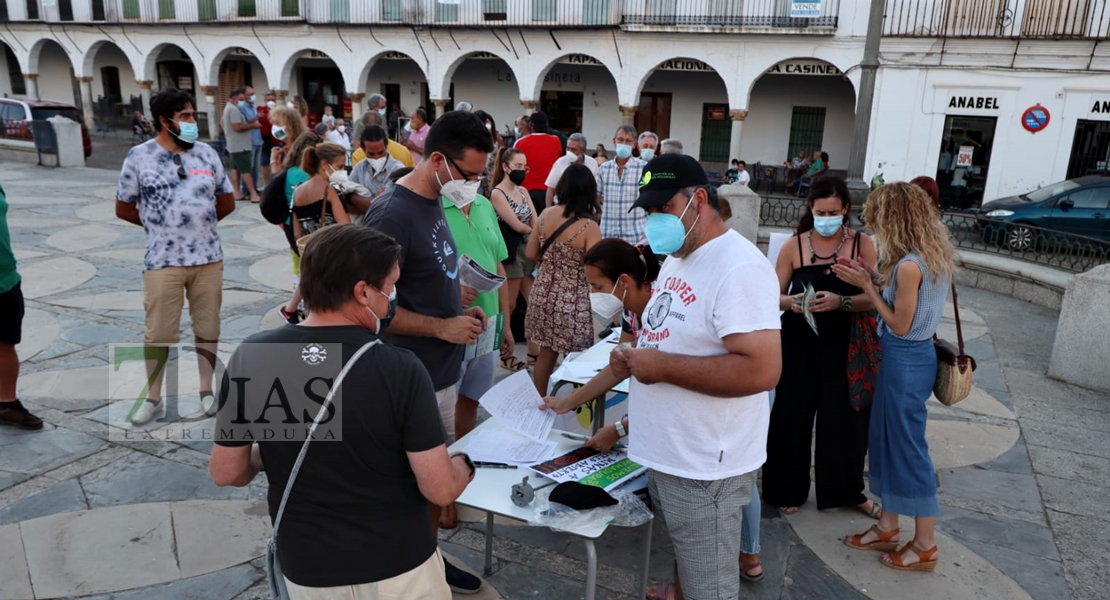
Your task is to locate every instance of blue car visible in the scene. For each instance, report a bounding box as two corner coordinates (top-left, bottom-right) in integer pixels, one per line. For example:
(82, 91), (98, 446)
(976, 176), (1110, 249)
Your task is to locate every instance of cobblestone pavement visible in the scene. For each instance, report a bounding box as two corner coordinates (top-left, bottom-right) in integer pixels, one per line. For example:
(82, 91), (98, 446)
(0, 158), (1103, 600)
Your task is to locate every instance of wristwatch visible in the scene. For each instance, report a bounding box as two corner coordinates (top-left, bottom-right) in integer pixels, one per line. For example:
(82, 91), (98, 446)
(614, 417), (628, 438)
(451, 452), (476, 479)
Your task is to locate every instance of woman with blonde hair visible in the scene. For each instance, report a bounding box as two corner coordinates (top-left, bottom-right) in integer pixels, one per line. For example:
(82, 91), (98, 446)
(289, 95), (310, 128)
(835, 182), (955, 572)
(267, 105), (308, 170)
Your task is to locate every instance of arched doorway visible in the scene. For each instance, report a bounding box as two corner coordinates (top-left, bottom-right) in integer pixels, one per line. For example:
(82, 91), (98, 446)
(535, 53), (620, 141)
(211, 47), (270, 107)
(284, 50), (345, 128)
(636, 57), (730, 164)
(85, 41), (139, 128)
(744, 59), (855, 173)
(445, 51), (518, 133)
(149, 44), (198, 98)
(0, 42), (26, 97)
(362, 51), (426, 139)
(29, 39), (77, 104)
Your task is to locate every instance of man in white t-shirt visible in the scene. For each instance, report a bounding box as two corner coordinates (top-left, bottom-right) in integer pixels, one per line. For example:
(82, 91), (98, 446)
(544, 132), (598, 205)
(736, 160), (751, 186)
(610, 153), (781, 599)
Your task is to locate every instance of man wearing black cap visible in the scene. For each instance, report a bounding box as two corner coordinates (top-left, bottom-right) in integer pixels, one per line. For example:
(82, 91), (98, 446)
(610, 154), (781, 599)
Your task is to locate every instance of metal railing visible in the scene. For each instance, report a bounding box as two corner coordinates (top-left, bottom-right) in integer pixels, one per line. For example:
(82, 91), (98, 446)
(758, 197), (1110, 274)
(884, 0), (1110, 39)
(3, 0), (839, 28)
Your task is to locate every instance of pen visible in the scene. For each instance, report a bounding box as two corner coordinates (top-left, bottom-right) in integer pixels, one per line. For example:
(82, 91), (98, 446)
(473, 461), (517, 469)
(561, 432), (588, 442)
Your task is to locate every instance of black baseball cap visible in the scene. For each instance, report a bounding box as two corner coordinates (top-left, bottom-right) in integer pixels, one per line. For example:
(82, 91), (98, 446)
(632, 153), (709, 210)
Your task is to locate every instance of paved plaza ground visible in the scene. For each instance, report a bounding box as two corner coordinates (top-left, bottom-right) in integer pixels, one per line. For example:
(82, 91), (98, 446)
(0, 145), (1107, 600)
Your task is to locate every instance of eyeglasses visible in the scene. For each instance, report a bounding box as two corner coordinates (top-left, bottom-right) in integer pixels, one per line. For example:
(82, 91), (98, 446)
(172, 154), (186, 180)
(444, 154), (483, 183)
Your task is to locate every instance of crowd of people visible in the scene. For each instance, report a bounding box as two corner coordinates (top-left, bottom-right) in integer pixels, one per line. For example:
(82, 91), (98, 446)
(29, 85), (963, 599)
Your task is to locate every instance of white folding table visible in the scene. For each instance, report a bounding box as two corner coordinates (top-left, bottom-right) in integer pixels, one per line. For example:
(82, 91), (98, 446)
(449, 419), (652, 600)
(548, 335), (628, 434)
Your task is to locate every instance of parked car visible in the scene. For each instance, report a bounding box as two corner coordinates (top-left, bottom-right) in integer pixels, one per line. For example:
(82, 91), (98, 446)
(976, 176), (1110, 249)
(0, 98), (92, 158)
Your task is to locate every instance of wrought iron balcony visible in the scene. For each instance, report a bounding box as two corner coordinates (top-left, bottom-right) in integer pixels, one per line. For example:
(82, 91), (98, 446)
(884, 0), (1110, 39)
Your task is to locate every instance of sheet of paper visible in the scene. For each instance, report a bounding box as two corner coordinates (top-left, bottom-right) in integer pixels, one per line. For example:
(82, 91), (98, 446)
(464, 313), (504, 361)
(562, 360), (609, 381)
(528, 447), (647, 492)
(478, 370), (555, 442)
(802, 282), (819, 336)
(459, 254), (505, 293)
(464, 428), (559, 464)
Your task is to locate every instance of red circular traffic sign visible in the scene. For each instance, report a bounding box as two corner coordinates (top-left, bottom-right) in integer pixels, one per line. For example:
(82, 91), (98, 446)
(1022, 105), (1050, 133)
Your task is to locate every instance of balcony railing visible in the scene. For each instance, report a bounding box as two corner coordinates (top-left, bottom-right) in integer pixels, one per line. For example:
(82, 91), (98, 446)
(884, 0), (1110, 39)
(0, 0), (840, 29)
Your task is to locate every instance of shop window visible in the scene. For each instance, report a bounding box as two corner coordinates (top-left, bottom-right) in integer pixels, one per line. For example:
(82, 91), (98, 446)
(583, 0), (610, 25)
(482, 0), (505, 20)
(936, 115), (996, 209)
(1066, 119), (1110, 179)
(100, 66), (121, 101)
(532, 0), (556, 21)
(59, 0), (73, 20)
(121, 0), (140, 19)
(158, 0), (174, 19)
(699, 103), (731, 163)
(5, 46), (25, 95)
(280, 0), (298, 17)
(25, 0), (39, 20)
(91, 0), (105, 20)
(436, 1), (457, 22)
(787, 107), (825, 164)
(238, 0), (256, 17)
(382, 0), (401, 21)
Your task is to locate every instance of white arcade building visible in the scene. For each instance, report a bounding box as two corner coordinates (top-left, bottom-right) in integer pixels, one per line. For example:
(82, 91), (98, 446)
(2, 0), (1110, 208)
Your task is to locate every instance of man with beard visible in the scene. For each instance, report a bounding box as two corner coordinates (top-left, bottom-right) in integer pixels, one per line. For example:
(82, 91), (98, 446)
(116, 88), (235, 425)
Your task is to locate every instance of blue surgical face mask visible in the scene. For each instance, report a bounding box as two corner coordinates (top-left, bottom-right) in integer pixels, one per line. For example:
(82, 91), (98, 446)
(513, 126), (521, 137)
(644, 195), (699, 255)
(249, 94), (256, 105)
(615, 144), (633, 160)
(813, 215), (844, 238)
(640, 148), (655, 161)
(174, 120), (199, 144)
(378, 107), (386, 117)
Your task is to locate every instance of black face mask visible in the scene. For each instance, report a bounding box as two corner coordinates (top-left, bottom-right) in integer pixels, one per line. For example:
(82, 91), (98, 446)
(508, 169), (526, 186)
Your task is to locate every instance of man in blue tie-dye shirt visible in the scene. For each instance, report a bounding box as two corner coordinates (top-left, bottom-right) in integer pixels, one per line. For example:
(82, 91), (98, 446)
(116, 87), (235, 425)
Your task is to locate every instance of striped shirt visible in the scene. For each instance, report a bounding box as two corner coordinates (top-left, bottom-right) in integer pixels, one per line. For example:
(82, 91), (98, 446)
(595, 157), (648, 244)
(880, 253), (950, 341)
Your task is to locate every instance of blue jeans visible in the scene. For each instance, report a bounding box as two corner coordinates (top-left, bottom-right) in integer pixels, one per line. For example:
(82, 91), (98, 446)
(742, 388), (774, 554)
(243, 144), (263, 195)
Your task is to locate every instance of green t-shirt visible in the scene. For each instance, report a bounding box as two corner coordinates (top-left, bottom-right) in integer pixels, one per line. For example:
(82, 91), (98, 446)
(442, 194), (508, 319)
(0, 185), (20, 295)
(805, 159), (825, 177)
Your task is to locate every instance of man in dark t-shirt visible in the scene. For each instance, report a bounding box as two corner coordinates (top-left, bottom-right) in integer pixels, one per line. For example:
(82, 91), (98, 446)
(361, 110), (494, 594)
(209, 225), (476, 597)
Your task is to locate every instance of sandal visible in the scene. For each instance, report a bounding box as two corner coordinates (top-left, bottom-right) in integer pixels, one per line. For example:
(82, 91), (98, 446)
(526, 353), (538, 369)
(739, 554), (764, 582)
(645, 582), (677, 600)
(780, 506), (800, 515)
(500, 355), (527, 372)
(843, 524), (900, 552)
(880, 543), (938, 572)
(858, 500), (883, 520)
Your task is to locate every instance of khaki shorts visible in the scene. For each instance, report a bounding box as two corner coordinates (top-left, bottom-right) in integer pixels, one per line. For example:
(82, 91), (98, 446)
(142, 262), (223, 344)
(503, 239), (536, 279)
(284, 548), (451, 600)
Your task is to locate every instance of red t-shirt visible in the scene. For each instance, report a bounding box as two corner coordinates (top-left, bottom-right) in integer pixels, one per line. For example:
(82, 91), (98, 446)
(514, 134), (562, 192)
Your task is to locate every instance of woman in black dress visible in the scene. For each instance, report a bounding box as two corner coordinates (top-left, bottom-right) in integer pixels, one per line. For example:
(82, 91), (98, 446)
(762, 176), (882, 517)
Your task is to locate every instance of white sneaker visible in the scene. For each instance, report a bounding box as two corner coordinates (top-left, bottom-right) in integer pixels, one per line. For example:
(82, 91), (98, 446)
(130, 399), (164, 425)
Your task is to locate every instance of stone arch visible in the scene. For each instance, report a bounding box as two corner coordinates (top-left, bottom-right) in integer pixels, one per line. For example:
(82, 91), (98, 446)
(745, 56), (856, 98)
(439, 50), (518, 102)
(529, 52), (620, 103)
(628, 55), (735, 108)
(143, 43), (200, 85)
(207, 45), (271, 91)
(357, 50), (428, 97)
(28, 38), (75, 74)
(82, 40), (141, 80)
(278, 48), (341, 93)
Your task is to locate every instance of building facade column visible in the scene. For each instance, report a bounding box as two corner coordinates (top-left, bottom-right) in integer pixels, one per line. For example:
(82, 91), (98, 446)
(348, 92), (365, 123)
(77, 77), (95, 129)
(137, 80), (153, 118)
(432, 99), (448, 119)
(620, 105), (637, 126)
(729, 109), (747, 162)
(199, 85), (219, 140)
(273, 89), (288, 103)
(23, 74), (38, 100)
(521, 100), (538, 114)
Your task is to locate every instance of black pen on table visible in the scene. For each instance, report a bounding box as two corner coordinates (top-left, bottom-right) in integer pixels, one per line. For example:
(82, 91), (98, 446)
(473, 461), (517, 469)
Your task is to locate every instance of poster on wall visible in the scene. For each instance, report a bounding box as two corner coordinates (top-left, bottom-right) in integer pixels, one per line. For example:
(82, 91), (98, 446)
(178, 77), (192, 89)
(956, 146), (974, 168)
(790, 0), (823, 18)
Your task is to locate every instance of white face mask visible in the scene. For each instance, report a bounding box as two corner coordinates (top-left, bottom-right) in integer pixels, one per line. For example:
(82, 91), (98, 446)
(403, 122), (412, 132)
(286, 102), (295, 109)
(271, 125), (287, 141)
(435, 155), (479, 208)
(337, 125), (346, 134)
(589, 280), (626, 321)
(328, 166), (348, 186)
(266, 100), (276, 109)
(565, 150), (579, 164)
(368, 156), (388, 172)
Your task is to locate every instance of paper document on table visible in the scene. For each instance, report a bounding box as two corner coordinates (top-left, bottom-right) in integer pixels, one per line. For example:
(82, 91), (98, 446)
(459, 254), (505, 293)
(528, 447), (647, 492)
(478, 370), (555, 442)
(801, 282), (819, 336)
(464, 428), (559, 464)
(562, 360), (609, 381)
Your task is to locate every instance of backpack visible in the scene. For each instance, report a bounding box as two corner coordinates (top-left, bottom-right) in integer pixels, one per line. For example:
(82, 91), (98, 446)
(260, 169), (290, 225)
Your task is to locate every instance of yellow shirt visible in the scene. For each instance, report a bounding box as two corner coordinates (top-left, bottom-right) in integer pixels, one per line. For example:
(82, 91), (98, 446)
(351, 140), (415, 168)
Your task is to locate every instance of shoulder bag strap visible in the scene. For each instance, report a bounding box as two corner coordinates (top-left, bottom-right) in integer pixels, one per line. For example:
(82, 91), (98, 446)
(950, 282), (965, 355)
(271, 339), (379, 539)
(538, 214), (587, 259)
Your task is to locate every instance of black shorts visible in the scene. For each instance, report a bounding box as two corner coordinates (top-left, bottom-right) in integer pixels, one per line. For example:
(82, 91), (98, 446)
(0, 282), (25, 345)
